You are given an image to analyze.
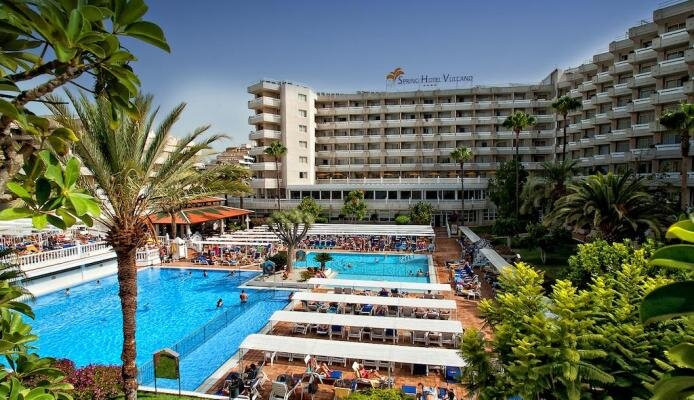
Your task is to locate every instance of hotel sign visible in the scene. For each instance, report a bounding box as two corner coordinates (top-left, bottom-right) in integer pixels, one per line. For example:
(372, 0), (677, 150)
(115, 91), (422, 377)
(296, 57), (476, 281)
(386, 67), (473, 87)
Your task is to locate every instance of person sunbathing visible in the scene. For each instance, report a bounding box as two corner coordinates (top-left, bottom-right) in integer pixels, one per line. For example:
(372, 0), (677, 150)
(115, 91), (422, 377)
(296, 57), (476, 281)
(317, 362), (332, 377)
(358, 364), (382, 379)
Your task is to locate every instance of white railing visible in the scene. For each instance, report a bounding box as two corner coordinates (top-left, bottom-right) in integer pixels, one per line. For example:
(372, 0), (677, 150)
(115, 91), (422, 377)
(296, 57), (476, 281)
(660, 28), (687, 40)
(658, 87), (684, 96)
(634, 46), (654, 54)
(659, 57), (685, 67)
(5, 241), (111, 268)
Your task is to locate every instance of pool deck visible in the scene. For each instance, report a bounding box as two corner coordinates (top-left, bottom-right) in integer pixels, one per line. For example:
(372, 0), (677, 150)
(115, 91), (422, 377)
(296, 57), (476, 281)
(199, 228), (492, 399)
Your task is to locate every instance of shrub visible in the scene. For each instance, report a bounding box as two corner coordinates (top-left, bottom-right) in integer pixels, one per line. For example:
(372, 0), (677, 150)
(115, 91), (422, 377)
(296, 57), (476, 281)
(346, 388), (413, 400)
(267, 252), (287, 269)
(299, 270), (313, 282)
(394, 215), (411, 225)
(491, 217), (524, 235)
(54, 360), (123, 400)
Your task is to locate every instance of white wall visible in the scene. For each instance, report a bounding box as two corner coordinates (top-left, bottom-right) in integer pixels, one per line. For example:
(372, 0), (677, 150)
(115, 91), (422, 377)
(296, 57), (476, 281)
(24, 259), (118, 298)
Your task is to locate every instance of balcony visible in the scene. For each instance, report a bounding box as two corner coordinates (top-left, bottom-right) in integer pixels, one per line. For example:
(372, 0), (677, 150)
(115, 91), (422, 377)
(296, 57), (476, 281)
(655, 143), (680, 157)
(632, 96), (652, 107)
(592, 71), (612, 84)
(250, 178), (278, 189)
(629, 72), (656, 88)
(594, 113), (609, 124)
(629, 46), (657, 63)
(247, 81), (280, 94)
(248, 113), (281, 125)
(609, 82), (630, 97)
(652, 28), (689, 50)
(569, 88), (581, 98)
(578, 81), (596, 92)
(609, 128), (631, 140)
(631, 122), (654, 135)
(593, 154), (610, 163)
(610, 152), (631, 162)
(609, 60), (632, 75)
(593, 92), (611, 104)
(250, 162), (279, 171)
(248, 146), (268, 156)
(609, 105), (630, 118)
(652, 57), (687, 77)
(249, 129), (282, 141)
(654, 86), (686, 104)
(248, 96), (281, 110)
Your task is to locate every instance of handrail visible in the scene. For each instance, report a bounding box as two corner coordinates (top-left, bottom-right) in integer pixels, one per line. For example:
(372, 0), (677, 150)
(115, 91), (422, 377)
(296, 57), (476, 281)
(137, 289), (285, 385)
(2, 242), (111, 269)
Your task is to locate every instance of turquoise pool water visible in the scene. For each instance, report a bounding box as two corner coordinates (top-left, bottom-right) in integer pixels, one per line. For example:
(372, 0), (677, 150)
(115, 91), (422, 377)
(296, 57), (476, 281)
(31, 268), (287, 391)
(294, 252), (430, 283)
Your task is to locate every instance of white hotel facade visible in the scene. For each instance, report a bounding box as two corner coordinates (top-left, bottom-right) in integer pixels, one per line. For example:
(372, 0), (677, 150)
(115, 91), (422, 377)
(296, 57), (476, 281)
(238, 1), (694, 226)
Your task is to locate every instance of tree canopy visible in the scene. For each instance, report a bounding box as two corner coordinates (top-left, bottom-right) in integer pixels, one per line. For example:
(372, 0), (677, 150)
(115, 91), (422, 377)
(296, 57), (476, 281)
(341, 190), (368, 221)
(488, 160), (527, 219)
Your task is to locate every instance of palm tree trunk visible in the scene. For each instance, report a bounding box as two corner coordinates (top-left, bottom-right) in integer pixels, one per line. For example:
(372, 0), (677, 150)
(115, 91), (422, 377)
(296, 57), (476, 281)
(286, 245), (294, 273)
(275, 158), (281, 210)
(681, 130), (690, 210)
(115, 246), (139, 400)
(460, 162), (465, 219)
(169, 212), (177, 238)
(515, 130), (520, 219)
(561, 113), (568, 161)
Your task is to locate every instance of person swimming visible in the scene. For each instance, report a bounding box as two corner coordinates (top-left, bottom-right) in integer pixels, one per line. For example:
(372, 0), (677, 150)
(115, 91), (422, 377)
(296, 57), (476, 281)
(216, 298), (223, 308)
(203, 270), (208, 277)
(65, 288), (70, 296)
(240, 290), (248, 303)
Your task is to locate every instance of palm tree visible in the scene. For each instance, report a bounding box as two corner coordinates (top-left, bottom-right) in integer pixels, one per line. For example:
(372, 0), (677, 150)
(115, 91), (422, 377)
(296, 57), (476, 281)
(264, 142), (287, 210)
(545, 172), (668, 242)
(314, 252), (333, 271)
(450, 147), (474, 219)
(658, 102), (693, 210)
(551, 95), (582, 161)
(521, 159), (579, 216)
(502, 111), (536, 218)
(49, 93), (222, 400)
(268, 209), (313, 273)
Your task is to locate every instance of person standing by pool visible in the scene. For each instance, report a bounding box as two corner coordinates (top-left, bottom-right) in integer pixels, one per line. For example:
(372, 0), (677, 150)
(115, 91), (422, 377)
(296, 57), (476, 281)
(240, 290), (248, 303)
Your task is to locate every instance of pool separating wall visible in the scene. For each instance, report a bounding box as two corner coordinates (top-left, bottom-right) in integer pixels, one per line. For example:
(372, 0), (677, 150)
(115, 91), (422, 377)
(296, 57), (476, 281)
(29, 267), (288, 391)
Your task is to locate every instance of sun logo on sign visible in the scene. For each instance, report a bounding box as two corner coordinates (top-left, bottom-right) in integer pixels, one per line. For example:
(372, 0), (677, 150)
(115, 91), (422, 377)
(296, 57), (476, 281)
(386, 67), (404, 82)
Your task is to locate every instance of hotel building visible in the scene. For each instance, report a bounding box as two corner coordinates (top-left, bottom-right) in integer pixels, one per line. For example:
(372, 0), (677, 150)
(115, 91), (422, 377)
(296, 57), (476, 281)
(239, 0), (694, 226)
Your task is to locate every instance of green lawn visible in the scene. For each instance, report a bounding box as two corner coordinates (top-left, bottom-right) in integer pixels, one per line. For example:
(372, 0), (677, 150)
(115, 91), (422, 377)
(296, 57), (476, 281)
(514, 243), (576, 282)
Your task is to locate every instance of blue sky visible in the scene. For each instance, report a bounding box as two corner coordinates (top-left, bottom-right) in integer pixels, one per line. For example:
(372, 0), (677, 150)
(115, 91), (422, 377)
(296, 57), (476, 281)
(113, 0), (657, 149)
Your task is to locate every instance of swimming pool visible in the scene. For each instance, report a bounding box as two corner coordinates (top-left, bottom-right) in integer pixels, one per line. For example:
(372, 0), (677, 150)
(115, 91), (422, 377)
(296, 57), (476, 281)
(31, 268), (287, 391)
(294, 252), (430, 282)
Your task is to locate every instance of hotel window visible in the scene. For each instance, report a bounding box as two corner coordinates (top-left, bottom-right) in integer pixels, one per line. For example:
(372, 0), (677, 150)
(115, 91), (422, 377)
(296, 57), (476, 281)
(662, 132), (679, 145)
(299, 124), (307, 133)
(299, 109), (307, 117)
(666, 49), (685, 60)
(667, 22), (686, 32)
(299, 141), (307, 148)
(299, 156), (308, 164)
(638, 86), (655, 99)
(598, 145), (610, 155)
(298, 93), (307, 101)
(615, 141), (629, 152)
(640, 63), (654, 73)
(616, 118), (630, 129)
(665, 76), (688, 89)
(617, 96), (631, 106)
(641, 39), (652, 48)
(637, 111), (654, 124)
(482, 208), (496, 221)
(299, 172), (308, 179)
(636, 137), (653, 148)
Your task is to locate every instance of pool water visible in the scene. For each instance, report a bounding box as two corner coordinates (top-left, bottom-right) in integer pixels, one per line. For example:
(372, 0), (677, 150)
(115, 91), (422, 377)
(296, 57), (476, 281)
(294, 252), (430, 282)
(31, 268), (287, 391)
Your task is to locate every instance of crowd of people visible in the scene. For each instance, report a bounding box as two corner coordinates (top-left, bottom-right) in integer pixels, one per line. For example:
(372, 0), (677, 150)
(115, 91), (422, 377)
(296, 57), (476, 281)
(186, 243), (277, 267)
(298, 235), (434, 253)
(0, 230), (104, 255)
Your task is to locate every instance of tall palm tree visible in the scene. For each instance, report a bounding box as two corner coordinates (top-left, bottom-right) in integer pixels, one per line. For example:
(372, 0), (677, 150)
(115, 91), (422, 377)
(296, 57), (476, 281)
(502, 111), (536, 218)
(49, 93), (222, 400)
(545, 172), (668, 242)
(658, 102), (693, 210)
(551, 95), (582, 161)
(264, 141), (287, 210)
(541, 159), (579, 203)
(450, 147), (474, 219)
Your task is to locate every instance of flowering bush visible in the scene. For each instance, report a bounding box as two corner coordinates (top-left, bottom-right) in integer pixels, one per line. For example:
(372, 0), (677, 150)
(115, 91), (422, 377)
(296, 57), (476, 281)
(55, 359), (123, 400)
